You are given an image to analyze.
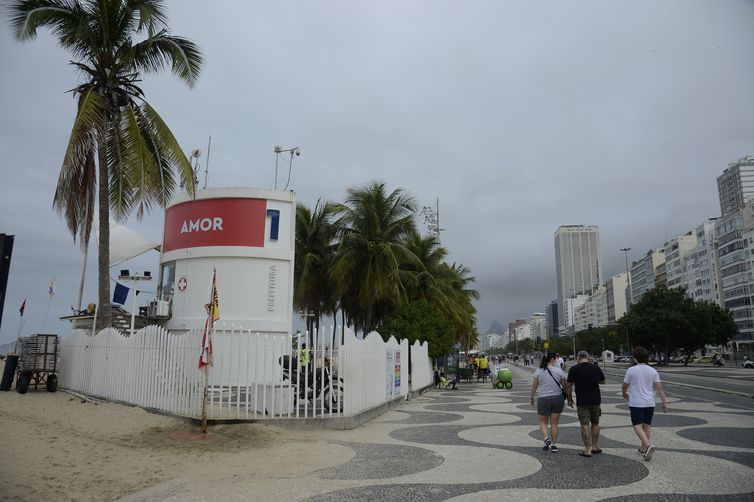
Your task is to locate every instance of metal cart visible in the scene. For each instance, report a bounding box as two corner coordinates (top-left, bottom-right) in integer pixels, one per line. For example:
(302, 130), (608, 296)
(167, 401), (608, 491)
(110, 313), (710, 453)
(16, 334), (59, 394)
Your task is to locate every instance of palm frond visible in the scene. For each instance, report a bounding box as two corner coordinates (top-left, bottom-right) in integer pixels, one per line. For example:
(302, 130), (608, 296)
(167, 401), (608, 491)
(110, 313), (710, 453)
(131, 33), (203, 87)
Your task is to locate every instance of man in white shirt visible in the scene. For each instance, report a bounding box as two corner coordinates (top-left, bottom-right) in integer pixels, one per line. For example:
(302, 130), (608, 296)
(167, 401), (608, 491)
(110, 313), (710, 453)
(622, 346), (669, 461)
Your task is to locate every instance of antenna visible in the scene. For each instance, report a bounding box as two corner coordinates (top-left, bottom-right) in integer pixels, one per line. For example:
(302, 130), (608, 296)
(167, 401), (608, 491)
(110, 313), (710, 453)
(203, 136), (212, 189)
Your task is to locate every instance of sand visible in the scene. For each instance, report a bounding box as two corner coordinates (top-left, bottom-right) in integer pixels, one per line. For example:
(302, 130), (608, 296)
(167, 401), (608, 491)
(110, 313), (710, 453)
(0, 360), (339, 502)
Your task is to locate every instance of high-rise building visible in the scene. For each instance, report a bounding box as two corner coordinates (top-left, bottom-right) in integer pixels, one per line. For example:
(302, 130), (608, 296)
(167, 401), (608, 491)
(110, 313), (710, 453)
(605, 272), (628, 324)
(545, 301), (559, 338)
(664, 231), (697, 290)
(554, 225), (602, 325)
(717, 155), (754, 216)
(630, 249), (665, 303)
(715, 200), (754, 346)
(684, 220), (720, 305)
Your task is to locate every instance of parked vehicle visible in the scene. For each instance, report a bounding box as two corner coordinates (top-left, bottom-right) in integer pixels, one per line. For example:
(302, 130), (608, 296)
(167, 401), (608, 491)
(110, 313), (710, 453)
(279, 355), (343, 412)
(742, 359), (753, 369)
(694, 356), (714, 364)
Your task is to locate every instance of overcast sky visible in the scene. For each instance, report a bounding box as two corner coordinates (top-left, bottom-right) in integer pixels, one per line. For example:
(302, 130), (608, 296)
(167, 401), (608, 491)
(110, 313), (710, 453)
(1, 0), (753, 345)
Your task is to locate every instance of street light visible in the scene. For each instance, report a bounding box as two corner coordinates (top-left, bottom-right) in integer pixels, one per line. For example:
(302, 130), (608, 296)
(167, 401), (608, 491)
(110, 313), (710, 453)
(273, 145), (301, 190)
(620, 247), (632, 354)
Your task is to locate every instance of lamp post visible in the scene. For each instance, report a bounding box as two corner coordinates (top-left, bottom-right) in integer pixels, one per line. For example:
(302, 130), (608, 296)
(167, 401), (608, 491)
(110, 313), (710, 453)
(620, 247), (632, 354)
(273, 145), (301, 190)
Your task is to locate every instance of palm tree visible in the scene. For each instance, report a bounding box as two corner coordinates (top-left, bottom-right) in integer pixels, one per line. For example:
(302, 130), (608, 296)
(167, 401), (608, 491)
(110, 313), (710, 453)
(8, 0), (202, 329)
(333, 182), (419, 334)
(294, 200), (337, 335)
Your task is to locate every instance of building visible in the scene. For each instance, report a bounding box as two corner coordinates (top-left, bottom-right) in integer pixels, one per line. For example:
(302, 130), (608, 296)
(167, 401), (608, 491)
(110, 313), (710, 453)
(664, 232), (697, 290)
(684, 220), (721, 305)
(529, 313), (547, 342)
(605, 272), (628, 324)
(714, 200), (754, 348)
(630, 249), (665, 303)
(554, 225), (602, 325)
(507, 319), (527, 345)
(574, 287), (607, 332)
(562, 294), (589, 334)
(545, 301), (559, 338)
(717, 155), (754, 217)
(478, 333), (505, 352)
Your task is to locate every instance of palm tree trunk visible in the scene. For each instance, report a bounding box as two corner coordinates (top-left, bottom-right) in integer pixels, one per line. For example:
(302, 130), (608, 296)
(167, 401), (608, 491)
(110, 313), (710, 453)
(96, 141), (111, 331)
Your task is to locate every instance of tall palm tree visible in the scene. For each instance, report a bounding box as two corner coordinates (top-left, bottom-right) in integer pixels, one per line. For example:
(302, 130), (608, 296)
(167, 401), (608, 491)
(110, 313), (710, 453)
(294, 200), (337, 335)
(8, 0), (202, 329)
(333, 182), (419, 334)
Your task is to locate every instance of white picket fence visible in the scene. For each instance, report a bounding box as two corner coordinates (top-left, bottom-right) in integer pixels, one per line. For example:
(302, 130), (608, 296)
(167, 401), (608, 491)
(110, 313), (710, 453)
(58, 324), (433, 421)
(410, 340), (433, 390)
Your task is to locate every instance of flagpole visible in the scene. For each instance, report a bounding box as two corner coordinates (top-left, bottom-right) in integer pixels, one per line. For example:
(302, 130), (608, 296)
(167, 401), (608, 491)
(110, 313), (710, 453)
(200, 317), (211, 433)
(42, 296), (52, 331)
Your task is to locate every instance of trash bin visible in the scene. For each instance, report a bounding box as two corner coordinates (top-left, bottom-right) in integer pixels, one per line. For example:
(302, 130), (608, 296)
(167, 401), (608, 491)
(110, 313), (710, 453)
(495, 368), (513, 389)
(0, 355), (19, 391)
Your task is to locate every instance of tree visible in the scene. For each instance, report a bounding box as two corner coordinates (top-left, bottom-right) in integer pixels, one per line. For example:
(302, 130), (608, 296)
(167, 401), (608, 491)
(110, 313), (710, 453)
(294, 200), (337, 334)
(377, 300), (455, 360)
(9, 0), (202, 329)
(618, 286), (737, 363)
(333, 182), (419, 334)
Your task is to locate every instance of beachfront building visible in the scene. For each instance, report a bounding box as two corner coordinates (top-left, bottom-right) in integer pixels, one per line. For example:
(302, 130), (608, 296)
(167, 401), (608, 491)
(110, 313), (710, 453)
(663, 231), (697, 290)
(717, 155), (754, 217)
(529, 313), (547, 341)
(554, 225), (602, 325)
(605, 272), (628, 324)
(561, 294), (589, 335)
(630, 249), (666, 304)
(545, 300), (559, 338)
(715, 200), (754, 352)
(683, 220), (721, 305)
(478, 333), (505, 352)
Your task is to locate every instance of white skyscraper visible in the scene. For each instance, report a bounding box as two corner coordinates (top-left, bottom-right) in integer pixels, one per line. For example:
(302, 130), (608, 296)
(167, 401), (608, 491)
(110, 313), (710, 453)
(554, 225), (602, 328)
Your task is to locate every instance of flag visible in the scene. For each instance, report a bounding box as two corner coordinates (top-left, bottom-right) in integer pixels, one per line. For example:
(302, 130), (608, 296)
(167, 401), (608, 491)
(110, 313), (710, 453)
(199, 269), (219, 368)
(113, 282), (129, 305)
(19, 298), (26, 317)
(48, 275), (56, 298)
(204, 269), (220, 325)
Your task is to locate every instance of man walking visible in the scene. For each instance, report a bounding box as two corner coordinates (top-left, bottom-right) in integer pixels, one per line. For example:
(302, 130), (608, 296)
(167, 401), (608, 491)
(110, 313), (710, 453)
(622, 346), (669, 461)
(566, 350), (605, 457)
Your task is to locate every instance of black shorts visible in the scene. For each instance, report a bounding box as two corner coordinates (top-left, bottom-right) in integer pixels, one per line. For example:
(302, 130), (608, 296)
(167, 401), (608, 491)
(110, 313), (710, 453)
(629, 406), (655, 426)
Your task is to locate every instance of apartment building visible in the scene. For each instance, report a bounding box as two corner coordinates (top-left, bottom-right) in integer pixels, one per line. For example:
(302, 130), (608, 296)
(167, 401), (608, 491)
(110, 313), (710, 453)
(606, 272), (628, 324)
(554, 225), (602, 327)
(630, 249), (666, 303)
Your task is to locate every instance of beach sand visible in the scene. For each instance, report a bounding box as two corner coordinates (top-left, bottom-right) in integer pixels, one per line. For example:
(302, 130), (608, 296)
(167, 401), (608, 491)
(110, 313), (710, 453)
(0, 360), (343, 501)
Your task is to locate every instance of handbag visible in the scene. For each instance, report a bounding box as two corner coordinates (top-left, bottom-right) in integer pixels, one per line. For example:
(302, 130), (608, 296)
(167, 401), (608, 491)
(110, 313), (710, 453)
(546, 367), (569, 400)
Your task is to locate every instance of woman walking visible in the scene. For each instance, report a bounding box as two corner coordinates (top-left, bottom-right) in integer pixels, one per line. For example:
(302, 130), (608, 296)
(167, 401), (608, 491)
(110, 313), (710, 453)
(530, 352), (573, 452)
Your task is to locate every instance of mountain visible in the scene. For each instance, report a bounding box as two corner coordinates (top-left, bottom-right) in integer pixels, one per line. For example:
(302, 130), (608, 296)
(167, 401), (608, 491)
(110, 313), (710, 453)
(487, 320), (504, 334)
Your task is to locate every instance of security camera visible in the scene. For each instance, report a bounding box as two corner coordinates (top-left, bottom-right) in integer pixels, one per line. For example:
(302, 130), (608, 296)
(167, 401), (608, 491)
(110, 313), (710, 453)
(294, 147), (301, 156)
(274, 145), (282, 153)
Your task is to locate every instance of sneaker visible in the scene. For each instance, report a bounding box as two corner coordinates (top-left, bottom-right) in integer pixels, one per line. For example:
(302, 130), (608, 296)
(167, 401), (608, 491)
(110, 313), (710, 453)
(550, 445), (559, 452)
(644, 444), (656, 461)
(638, 448), (646, 456)
(543, 437), (552, 451)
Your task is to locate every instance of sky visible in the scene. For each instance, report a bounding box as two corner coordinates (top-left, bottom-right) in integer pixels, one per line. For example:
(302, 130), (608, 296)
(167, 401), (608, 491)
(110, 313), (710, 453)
(1, 0), (753, 345)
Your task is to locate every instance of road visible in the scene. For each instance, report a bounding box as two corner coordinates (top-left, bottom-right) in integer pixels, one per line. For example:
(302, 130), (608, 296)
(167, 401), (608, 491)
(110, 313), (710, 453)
(601, 363), (754, 400)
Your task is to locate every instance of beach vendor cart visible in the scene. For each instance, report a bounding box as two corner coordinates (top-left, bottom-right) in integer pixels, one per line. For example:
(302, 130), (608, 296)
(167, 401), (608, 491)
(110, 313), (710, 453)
(15, 334), (59, 394)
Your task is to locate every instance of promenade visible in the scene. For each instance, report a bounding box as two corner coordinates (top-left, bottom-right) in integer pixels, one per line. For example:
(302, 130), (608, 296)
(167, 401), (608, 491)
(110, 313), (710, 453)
(124, 363), (754, 501)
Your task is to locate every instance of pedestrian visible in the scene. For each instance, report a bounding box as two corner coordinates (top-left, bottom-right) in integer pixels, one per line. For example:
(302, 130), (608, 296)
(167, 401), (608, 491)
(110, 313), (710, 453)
(566, 350), (605, 457)
(622, 346), (669, 461)
(530, 352), (572, 452)
(556, 352), (565, 370)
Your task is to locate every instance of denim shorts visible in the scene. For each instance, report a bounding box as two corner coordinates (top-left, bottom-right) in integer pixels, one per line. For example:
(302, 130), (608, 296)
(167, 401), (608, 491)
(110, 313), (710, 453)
(629, 406), (655, 426)
(537, 394), (565, 416)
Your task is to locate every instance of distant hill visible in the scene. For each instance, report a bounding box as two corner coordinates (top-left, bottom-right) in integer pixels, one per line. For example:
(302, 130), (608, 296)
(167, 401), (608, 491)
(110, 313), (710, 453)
(487, 320), (504, 334)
